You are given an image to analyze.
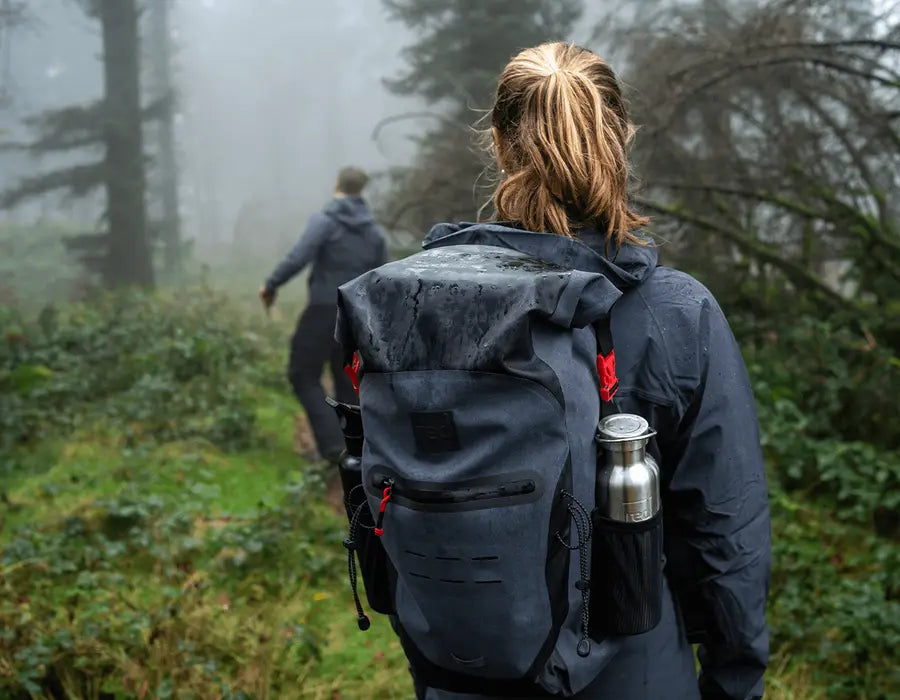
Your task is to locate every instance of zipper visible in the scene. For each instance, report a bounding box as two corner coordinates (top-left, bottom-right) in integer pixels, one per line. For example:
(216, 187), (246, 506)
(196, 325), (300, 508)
(373, 481), (393, 537)
(375, 475), (536, 506)
(369, 470), (541, 531)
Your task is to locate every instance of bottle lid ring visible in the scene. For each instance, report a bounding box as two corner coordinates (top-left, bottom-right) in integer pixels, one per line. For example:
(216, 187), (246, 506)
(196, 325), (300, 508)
(596, 413), (656, 443)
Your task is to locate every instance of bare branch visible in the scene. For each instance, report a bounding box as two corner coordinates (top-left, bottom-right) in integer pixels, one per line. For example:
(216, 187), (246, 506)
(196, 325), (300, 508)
(635, 196), (858, 310)
(792, 88), (893, 232)
(769, 39), (900, 53)
(654, 182), (900, 277)
(681, 55), (900, 103)
(371, 111), (471, 143)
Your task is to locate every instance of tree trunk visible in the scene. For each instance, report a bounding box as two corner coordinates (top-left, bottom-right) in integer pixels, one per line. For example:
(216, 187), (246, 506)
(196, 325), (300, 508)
(148, 0), (181, 274)
(101, 0), (153, 288)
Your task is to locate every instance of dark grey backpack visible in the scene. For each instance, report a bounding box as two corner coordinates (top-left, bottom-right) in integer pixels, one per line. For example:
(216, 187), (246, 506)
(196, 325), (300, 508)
(334, 230), (626, 696)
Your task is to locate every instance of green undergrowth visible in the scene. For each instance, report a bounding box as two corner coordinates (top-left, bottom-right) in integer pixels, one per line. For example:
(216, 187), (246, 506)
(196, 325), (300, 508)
(0, 291), (897, 698)
(0, 421), (412, 698)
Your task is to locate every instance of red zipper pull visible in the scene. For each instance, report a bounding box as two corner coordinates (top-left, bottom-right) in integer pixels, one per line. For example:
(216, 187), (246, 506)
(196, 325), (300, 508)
(344, 352), (362, 394)
(374, 485), (392, 537)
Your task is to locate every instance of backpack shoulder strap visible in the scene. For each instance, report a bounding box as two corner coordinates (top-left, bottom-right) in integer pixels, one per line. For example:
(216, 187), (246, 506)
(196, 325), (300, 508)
(594, 316), (619, 418)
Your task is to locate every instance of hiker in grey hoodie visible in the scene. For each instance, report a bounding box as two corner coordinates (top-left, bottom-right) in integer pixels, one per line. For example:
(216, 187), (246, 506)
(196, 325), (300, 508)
(259, 167), (387, 463)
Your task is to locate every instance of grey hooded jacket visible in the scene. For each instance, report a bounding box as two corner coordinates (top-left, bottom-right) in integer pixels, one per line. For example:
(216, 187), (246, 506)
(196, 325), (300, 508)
(416, 222), (771, 700)
(265, 196), (387, 305)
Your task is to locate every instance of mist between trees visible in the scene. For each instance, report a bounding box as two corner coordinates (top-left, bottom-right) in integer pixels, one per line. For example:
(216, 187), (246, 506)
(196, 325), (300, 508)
(0, 1), (898, 698)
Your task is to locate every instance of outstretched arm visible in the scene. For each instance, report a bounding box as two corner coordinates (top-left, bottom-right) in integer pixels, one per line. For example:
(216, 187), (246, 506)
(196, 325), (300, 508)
(263, 213), (332, 298)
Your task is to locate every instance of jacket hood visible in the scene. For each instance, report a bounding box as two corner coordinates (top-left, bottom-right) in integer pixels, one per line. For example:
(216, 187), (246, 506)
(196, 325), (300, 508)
(423, 221), (658, 291)
(325, 196), (376, 232)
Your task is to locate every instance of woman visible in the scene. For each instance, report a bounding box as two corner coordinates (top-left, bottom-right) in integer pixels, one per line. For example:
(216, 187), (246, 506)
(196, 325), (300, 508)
(415, 42), (771, 700)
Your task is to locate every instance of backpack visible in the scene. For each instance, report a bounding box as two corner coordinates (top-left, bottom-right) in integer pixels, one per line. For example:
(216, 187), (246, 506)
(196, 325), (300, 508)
(333, 230), (627, 697)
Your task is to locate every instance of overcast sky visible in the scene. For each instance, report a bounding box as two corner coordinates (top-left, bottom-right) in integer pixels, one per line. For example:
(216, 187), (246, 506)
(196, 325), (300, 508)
(173, 0), (422, 246)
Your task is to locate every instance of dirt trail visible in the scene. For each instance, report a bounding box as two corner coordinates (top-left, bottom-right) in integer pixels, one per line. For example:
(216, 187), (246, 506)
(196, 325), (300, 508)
(294, 411), (345, 516)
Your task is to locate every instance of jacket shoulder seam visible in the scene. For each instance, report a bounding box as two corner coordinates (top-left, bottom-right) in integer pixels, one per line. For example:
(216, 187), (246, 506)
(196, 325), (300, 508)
(634, 280), (680, 388)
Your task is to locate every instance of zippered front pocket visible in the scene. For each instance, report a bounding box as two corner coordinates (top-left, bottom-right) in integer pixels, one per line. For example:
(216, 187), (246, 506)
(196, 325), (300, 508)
(368, 467), (542, 513)
(358, 369), (572, 679)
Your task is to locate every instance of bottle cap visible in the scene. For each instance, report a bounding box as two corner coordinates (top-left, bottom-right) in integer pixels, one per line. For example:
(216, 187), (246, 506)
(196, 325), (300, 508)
(597, 413), (650, 441)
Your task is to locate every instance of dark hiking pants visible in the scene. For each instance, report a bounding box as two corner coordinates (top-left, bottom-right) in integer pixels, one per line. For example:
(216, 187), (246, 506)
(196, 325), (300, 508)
(287, 303), (356, 461)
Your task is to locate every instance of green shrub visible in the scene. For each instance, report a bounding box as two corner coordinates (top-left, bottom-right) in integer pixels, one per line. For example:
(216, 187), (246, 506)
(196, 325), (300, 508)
(768, 483), (900, 698)
(0, 478), (337, 698)
(739, 316), (900, 697)
(1, 295), (898, 698)
(736, 315), (900, 450)
(0, 291), (276, 472)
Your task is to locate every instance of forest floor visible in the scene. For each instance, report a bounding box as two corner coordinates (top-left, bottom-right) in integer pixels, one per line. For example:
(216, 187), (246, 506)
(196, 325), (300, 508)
(3, 285), (894, 698)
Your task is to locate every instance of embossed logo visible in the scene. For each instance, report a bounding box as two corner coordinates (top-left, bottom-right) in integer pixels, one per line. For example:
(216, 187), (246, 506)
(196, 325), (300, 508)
(410, 411), (460, 453)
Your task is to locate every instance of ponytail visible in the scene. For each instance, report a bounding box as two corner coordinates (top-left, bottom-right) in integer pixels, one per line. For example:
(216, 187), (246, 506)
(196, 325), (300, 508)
(491, 43), (648, 243)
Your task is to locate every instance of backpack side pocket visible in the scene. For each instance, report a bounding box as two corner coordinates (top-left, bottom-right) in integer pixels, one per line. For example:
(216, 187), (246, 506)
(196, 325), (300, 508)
(340, 459), (396, 616)
(589, 510), (663, 637)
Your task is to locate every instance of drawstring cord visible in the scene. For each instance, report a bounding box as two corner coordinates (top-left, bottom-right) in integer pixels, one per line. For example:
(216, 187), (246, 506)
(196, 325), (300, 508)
(344, 485), (372, 631)
(343, 480), (392, 631)
(556, 489), (593, 657)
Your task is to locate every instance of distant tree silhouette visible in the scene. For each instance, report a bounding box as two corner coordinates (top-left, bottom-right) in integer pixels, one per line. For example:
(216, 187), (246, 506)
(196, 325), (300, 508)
(380, 0), (583, 234)
(2, 0), (157, 288)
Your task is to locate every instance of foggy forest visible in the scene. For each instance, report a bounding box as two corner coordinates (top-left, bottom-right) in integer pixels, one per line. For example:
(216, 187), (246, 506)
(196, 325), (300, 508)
(0, 0), (898, 698)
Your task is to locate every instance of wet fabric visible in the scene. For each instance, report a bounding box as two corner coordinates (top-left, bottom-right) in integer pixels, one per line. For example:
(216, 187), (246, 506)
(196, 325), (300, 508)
(408, 222), (772, 700)
(414, 581), (700, 700)
(336, 243), (622, 695)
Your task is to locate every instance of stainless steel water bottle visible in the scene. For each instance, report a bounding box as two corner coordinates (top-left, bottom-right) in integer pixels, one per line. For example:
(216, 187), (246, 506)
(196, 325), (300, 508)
(595, 413), (660, 523)
(590, 413), (664, 636)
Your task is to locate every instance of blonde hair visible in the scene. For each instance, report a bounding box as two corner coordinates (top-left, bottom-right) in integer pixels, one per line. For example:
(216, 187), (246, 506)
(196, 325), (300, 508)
(491, 42), (648, 244)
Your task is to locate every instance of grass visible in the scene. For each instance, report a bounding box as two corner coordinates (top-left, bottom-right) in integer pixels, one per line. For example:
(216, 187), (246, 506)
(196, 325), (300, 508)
(1, 371), (414, 698)
(1, 390), (296, 542)
(0, 289), (880, 699)
(1, 382), (828, 699)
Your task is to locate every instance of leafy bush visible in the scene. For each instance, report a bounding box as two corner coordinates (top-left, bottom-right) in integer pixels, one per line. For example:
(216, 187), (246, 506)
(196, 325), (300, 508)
(0, 291), (273, 470)
(735, 315), (900, 449)
(0, 477), (339, 698)
(1, 294), (898, 698)
(768, 484), (900, 698)
(736, 316), (900, 697)
(740, 317), (900, 535)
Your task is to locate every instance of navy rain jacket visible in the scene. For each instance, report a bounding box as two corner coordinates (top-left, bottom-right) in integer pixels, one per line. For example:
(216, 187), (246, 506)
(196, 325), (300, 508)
(418, 222), (771, 700)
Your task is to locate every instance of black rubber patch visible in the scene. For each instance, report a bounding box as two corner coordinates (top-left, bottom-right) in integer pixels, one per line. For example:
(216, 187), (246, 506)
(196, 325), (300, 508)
(410, 411), (460, 453)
